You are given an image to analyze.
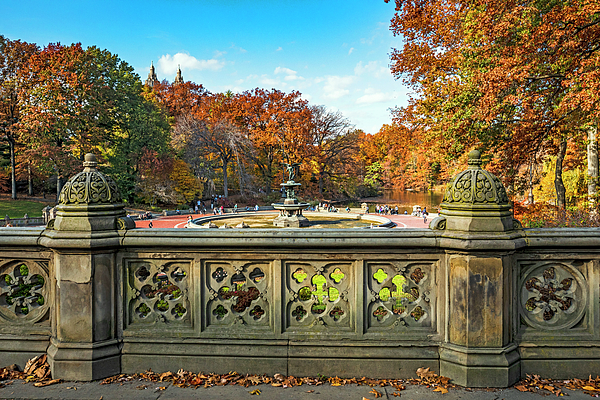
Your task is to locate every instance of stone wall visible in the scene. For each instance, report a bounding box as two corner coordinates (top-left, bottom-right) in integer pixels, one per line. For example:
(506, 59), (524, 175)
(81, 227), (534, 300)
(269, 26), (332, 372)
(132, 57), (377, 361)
(1, 227), (599, 386)
(0, 151), (599, 387)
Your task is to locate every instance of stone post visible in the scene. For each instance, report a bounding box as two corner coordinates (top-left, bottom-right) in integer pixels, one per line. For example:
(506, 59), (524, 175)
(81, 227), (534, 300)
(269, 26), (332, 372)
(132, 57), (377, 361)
(41, 154), (135, 381)
(430, 150), (522, 387)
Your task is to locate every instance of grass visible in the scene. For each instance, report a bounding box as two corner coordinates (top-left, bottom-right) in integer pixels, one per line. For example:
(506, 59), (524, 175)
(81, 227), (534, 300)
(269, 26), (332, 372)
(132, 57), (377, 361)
(0, 200), (54, 218)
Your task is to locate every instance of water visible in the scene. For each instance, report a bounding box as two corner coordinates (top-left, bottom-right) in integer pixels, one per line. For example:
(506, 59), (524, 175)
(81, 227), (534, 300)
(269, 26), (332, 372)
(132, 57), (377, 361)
(363, 189), (445, 213)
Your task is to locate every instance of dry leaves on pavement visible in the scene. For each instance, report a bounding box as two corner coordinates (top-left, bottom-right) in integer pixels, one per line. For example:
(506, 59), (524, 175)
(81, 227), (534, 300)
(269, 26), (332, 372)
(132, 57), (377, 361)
(0, 355), (61, 388)
(409, 367), (455, 393)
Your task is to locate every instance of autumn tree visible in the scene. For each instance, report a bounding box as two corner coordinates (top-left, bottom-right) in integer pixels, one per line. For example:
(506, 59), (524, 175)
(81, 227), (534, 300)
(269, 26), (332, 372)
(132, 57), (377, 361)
(18, 43), (113, 199)
(0, 35), (38, 199)
(137, 148), (177, 206)
(386, 0), (600, 209)
(153, 80), (207, 120)
(236, 89), (313, 193)
(173, 93), (249, 198)
(308, 105), (358, 197)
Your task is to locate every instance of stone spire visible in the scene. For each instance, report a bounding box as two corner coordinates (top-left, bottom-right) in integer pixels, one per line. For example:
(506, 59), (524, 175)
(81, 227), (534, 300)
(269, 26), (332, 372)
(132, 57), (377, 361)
(145, 61), (159, 87)
(174, 64), (184, 85)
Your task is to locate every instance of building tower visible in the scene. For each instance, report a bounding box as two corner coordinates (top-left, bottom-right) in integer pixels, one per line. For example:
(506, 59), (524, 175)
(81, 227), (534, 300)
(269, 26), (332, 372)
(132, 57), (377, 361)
(174, 65), (184, 85)
(145, 61), (159, 87)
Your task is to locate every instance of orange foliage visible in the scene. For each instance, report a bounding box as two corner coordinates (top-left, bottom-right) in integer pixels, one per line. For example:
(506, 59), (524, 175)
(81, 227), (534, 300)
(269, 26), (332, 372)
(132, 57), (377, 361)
(514, 202), (600, 228)
(385, 0), (600, 196)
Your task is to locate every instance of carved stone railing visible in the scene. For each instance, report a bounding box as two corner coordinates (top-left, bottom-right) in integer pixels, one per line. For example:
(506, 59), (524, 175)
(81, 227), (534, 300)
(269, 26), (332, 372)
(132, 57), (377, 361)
(1, 151), (600, 388)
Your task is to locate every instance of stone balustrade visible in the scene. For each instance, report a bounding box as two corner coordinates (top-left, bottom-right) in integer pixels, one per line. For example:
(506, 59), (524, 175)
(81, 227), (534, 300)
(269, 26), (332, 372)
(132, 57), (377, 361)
(0, 151), (598, 387)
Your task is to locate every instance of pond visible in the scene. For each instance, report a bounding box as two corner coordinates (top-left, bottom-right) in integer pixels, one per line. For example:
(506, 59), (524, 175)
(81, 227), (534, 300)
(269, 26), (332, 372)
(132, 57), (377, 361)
(363, 189), (445, 213)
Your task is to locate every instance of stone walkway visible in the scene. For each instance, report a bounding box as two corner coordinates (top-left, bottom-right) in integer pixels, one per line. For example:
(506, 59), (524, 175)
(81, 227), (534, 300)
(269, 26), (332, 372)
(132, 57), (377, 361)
(0, 380), (593, 400)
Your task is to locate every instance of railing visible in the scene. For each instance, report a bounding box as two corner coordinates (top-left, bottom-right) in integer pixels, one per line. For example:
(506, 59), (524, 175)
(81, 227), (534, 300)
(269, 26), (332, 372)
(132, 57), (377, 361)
(1, 226), (599, 385)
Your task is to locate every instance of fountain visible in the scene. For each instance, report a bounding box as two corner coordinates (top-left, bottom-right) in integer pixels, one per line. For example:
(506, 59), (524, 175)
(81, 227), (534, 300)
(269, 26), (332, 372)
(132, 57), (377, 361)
(272, 162), (310, 227)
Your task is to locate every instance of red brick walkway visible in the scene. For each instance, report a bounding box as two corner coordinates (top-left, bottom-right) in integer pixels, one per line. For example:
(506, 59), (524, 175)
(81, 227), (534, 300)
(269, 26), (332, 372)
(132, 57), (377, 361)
(134, 212), (434, 229)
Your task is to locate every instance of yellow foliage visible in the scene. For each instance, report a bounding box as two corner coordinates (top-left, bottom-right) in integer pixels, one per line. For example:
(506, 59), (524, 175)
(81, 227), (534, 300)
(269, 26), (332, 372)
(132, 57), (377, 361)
(534, 157), (587, 207)
(169, 159), (202, 202)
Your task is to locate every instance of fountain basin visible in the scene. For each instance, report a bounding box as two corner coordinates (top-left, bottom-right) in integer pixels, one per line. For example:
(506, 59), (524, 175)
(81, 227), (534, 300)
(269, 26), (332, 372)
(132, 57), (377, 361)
(187, 211), (394, 229)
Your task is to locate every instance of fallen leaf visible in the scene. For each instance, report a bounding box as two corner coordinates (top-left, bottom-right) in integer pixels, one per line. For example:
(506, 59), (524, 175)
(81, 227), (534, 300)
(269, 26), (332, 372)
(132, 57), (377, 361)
(306, 389), (314, 393)
(515, 385), (529, 392)
(33, 379), (61, 387)
(433, 386), (449, 394)
(369, 388), (383, 398)
(416, 367), (437, 379)
(582, 386), (600, 391)
(250, 389), (261, 395)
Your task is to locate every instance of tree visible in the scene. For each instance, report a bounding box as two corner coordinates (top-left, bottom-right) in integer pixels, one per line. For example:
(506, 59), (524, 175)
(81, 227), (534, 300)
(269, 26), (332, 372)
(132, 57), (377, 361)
(153, 80), (207, 120)
(18, 43), (113, 199)
(0, 36), (38, 199)
(173, 101), (247, 198)
(236, 89), (313, 193)
(86, 47), (172, 203)
(386, 0), (600, 209)
(309, 105), (357, 196)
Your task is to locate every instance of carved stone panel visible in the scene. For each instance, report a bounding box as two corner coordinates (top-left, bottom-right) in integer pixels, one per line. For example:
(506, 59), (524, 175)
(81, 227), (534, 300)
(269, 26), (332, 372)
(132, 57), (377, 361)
(285, 261), (353, 332)
(125, 260), (191, 329)
(519, 262), (587, 331)
(0, 260), (50, 327)
(205, 261), (271, 329)
(365, 261), (435, 334)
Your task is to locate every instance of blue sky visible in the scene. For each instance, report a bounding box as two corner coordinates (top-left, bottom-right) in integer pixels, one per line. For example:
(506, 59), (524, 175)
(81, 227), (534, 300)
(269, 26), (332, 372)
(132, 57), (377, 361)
(2, 0), (409, 134)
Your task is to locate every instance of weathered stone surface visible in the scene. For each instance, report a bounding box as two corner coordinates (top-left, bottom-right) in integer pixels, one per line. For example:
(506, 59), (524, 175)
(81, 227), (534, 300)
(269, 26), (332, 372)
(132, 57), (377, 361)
(448, 255), (507, 348)
(5, 151), (600, 386)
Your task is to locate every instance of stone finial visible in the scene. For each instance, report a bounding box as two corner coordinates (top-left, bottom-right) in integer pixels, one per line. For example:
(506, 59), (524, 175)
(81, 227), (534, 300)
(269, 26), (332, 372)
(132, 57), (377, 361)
(467, 149), (482, 168)
(432, 150), (516, 232)
(58, 154), (121, 205)
(83, 153), (98, 172)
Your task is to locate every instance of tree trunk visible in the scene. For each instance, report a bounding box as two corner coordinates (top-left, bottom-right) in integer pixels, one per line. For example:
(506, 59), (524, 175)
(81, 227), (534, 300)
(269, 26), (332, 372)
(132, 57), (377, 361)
(528, 161), (534, 204)
(56, 173), (63, 204)
(555, 138), (567, 210)
(222, 159), (228, 198)
(27, 163), (33, 196)
(588, 124), (598, 211)
(9, 139), (16, 200)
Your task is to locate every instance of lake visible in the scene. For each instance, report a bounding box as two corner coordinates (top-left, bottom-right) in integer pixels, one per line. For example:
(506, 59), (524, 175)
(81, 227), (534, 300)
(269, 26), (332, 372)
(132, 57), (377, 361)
(362, 189), (445, 213)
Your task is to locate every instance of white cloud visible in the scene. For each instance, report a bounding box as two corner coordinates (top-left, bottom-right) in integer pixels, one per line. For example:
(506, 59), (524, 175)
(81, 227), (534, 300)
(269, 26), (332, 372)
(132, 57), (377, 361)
(354, 61), (388, 78)
(229, 44), (247, 53)
(356, 92), (393, 105)
(275, 67), (296, 75)
(157, 53), (224, 75)
(276, 47), (283, 52)
(260, 76), (280, 86)
(322, 75), (355, 99)
(356, 88), (396, 105)
(348, 47), (355, 55)
(275, 67), (304, 81)
(214, 50), (226, 57)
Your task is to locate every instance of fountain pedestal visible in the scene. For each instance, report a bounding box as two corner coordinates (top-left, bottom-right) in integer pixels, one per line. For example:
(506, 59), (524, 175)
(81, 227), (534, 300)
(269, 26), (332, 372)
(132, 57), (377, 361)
(272, 181), (310, 228)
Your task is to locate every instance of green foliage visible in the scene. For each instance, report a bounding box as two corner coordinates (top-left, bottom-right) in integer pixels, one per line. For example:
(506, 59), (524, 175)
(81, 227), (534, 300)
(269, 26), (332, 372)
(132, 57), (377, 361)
(364, 162), (383, 188)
